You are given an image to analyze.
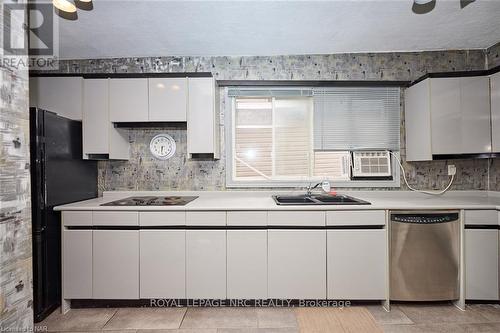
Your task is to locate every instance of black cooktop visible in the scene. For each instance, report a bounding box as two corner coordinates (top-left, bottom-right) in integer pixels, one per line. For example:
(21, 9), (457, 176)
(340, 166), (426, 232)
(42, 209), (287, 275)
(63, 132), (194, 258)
(100, 196), (198, 206)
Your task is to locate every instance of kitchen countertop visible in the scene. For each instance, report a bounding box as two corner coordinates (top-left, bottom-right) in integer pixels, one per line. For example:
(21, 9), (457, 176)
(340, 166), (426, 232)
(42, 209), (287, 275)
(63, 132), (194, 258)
(54, 190), (500, 211)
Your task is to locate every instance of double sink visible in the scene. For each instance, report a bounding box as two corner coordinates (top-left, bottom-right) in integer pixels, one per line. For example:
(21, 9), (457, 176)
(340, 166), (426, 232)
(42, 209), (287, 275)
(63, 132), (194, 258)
(273, 194), (370, 205)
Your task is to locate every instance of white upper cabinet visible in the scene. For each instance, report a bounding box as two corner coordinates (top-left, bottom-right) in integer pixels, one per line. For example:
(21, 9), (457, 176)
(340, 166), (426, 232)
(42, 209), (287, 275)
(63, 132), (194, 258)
(429, 78), (462, 155)
(187, 77), (220, 158)
(148, 78), (187, 121)
(82, 79), (129, 160)
(83, 79), (109, 154)
(109, 78), (149, 122)
(29, 77), (83, 120)
(460, 77), (491, 154)
(491, 71), (500, 152)
(405, 76), (492, 161)
(404, 79), (433, 161)
(35, 75), (220, 159)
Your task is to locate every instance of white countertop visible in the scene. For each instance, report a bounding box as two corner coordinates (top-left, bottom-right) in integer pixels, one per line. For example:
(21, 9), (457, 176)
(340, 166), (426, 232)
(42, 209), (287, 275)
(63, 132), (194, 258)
(54, 190), (500, 211)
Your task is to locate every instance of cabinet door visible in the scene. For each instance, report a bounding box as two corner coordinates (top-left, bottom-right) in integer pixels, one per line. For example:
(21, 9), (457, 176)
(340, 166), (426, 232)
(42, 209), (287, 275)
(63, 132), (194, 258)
(491, 72), (500, 152)
(29, 77), (83, 120)
(93, 230), (139, 299)
(404, 79), (432, 161)
(227, 230), (267, 299)
(430, 78), (462, 155)
(109, 79), (149, 122)
(460, 77), (491, 154)
(149, 78), (187, 121)
(268, 230), (326, 299)
(327, 229), (387, 300)
(83, 79), (109, 155)
(465, 229), (499, 300)
(186, 230), (226, 299)
(140, 230), (186, 298)
(63, 230), (92, 299)
(83, 79), (129, 159)
(187, 78), (218, 157)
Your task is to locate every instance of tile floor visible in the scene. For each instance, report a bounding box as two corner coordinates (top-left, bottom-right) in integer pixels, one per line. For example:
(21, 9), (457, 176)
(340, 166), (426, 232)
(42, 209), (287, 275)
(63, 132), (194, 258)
(35, 303), (500, 333)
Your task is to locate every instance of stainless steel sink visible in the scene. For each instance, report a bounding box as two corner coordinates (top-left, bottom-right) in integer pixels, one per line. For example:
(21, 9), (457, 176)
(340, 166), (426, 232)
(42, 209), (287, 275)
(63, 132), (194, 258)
(272, 194), (371, 205)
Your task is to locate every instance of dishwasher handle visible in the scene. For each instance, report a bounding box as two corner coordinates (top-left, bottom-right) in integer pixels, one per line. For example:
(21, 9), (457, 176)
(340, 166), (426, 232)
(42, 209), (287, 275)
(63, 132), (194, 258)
(390, 212), (459, 224)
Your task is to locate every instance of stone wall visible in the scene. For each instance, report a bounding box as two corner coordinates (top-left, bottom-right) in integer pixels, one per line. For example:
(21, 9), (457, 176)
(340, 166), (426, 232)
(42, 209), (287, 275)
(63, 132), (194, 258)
(0, 7), (33, 332)
(54, 49), (495, 192)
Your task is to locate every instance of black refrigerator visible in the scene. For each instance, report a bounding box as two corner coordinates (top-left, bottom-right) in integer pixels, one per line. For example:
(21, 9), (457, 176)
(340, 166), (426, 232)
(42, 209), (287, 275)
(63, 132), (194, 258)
(30, 108), (97, 322)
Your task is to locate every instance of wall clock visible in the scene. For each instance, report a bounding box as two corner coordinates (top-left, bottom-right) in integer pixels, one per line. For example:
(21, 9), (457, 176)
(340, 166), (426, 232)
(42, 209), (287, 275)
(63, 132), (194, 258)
(150, 134), (176, 160)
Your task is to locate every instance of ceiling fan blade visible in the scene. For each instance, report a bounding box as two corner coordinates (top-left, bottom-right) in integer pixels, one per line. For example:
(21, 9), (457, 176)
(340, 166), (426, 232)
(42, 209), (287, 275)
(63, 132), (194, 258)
(460, 0), (476, 9)
(412, 0), (436, 15)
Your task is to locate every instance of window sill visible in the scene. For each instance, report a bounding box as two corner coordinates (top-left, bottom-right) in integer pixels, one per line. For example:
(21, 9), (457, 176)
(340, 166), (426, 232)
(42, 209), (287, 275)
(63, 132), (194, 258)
(225, 178), (401, 189)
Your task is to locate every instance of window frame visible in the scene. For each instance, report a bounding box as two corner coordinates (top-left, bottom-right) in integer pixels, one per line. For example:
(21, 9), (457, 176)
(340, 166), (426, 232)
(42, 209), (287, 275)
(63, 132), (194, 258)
(224, 87), (401, 188)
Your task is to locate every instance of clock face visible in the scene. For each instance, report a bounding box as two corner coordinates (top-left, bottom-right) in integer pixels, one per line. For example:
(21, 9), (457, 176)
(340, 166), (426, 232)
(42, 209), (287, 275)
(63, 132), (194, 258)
(149, 134), (176, 160)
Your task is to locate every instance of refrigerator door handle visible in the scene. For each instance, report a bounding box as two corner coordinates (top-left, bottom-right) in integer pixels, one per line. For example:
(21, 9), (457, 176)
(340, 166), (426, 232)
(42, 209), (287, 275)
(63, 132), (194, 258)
(38, 143), (46, 210)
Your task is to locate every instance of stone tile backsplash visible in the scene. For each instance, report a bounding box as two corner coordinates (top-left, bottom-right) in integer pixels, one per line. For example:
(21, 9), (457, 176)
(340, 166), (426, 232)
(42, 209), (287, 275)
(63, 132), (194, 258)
(99, 126), (226, 191)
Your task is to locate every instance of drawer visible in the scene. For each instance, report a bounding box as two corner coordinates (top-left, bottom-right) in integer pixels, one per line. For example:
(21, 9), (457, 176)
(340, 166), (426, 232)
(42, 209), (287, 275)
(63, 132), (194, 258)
(93, 211), (139, 226)
(464, 210), (498, 226)
(327, 210), (386, 226)
(140, 212), (186, 226)
(63, 211), (92, 226)
(268, 211), (325, 226)
(227, 211), (267, 226)
(186, 211), (226, 226)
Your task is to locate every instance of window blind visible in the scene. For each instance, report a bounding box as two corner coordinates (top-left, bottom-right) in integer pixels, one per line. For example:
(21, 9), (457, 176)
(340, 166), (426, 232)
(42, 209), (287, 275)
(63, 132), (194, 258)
(313, 87), (400, 150)
(228, 88), (313, 97)
(233, 97), (313, 180)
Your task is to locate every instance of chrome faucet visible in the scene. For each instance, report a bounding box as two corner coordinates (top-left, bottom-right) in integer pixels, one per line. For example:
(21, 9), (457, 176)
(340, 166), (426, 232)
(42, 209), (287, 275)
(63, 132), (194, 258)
(306, 181), (331, 196)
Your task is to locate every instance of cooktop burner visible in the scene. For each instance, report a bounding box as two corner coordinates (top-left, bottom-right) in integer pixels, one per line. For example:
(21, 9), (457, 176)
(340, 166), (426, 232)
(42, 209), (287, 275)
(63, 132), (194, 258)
(101, 196), (198, 206)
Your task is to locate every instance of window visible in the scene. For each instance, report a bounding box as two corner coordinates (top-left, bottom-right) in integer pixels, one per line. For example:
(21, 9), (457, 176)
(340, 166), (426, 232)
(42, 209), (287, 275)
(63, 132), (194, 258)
(226, 87), (401, 187)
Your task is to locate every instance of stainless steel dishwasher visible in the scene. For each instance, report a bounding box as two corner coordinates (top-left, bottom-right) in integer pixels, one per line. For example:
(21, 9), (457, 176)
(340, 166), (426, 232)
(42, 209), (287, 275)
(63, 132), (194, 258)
(390, 211), (460, 301)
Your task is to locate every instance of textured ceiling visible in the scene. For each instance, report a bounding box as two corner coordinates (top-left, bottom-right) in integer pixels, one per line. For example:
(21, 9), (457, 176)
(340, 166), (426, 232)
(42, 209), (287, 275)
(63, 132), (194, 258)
(58, 0), (500, 59)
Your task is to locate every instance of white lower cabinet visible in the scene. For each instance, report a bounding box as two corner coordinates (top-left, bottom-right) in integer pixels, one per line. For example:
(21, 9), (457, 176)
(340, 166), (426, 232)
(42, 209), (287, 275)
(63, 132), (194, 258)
(465, 229), (499, 300)
(268, 230), (326, 299)
(93, 230), (139, 299)
(140, 230), (186, 299)
(227, 230), (267, 299)
(327, 229), (387, 300)
(63, 230), (92, 299)
(186, 230), (226, 299)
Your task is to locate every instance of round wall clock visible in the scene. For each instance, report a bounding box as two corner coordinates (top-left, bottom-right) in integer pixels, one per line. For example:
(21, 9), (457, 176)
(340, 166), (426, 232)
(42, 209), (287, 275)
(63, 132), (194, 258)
(149, 134), (176, 160)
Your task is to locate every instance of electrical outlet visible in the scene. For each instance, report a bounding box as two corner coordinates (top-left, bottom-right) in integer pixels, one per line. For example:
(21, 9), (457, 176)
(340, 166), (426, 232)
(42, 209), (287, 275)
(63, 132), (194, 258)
(448, 165), (457, 176)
